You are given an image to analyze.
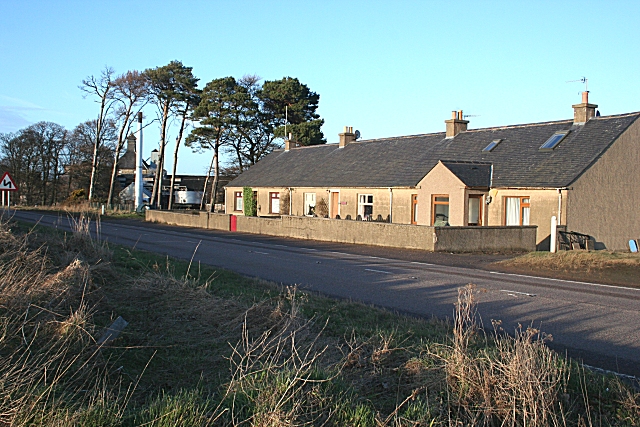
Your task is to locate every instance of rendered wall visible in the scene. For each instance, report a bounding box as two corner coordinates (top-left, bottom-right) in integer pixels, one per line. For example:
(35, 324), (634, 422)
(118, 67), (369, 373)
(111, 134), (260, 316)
(486, 188), (562, 248)
(567, 118), (640, 250)
(146, 210), (536, 252)
(433, 226), (537, 252)
(145, 210), (208, 228)
(416, 163), (467, 226)
(225, 186), (416, 224)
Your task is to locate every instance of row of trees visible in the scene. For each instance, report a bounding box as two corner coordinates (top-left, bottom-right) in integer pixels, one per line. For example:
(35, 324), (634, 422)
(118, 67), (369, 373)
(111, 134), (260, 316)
(0, 120), (117, 205)
(0, 60), (324, 208)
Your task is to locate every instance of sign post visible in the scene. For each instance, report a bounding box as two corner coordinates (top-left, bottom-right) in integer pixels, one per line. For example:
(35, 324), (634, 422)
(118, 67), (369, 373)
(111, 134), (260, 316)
(0, 172), (18, 207)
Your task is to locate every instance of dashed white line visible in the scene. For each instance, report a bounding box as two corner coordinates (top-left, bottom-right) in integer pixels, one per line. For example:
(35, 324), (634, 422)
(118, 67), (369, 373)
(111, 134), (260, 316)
(489, 271), (640, 291)
(500, 289), (537, 297)
(365, 268), (392, 274)
(249, 250), (269, 255)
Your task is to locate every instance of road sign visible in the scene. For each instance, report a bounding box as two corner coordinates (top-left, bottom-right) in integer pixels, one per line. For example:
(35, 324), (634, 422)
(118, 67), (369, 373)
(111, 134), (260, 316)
(0, 172), (18, 191)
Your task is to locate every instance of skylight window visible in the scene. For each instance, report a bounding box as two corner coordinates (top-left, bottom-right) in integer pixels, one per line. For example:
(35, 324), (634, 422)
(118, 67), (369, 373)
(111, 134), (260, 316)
(539, 131), (570, 151)
(482, 139), (502, 152)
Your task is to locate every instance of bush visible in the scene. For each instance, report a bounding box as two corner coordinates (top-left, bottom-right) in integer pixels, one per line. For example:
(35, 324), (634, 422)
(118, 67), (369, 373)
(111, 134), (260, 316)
(64, 188), (87, 205)
(242, 186), (256, 216)
(316, 197), (328, 218)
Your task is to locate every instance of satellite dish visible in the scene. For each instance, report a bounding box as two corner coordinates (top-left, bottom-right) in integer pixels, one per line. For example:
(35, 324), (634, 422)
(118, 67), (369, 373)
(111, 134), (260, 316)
(355, 130), (361, 140)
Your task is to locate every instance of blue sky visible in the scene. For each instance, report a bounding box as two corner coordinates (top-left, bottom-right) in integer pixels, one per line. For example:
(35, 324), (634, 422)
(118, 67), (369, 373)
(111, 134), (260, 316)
(1, 0), (639, 174)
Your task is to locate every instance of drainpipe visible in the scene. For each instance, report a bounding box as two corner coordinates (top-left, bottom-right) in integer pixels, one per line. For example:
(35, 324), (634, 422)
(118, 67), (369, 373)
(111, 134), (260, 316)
(556, 188), (563, 226)
(388, 188), (393, 223)
(289, 188), (293, 216)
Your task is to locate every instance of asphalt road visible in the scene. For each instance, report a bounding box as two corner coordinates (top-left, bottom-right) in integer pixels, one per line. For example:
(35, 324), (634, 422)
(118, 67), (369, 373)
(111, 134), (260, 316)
(9, 210), (640, 378)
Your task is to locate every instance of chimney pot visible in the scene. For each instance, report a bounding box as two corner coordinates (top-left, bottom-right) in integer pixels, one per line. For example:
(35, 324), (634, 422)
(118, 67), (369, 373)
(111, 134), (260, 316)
(582, 91), (589, 104)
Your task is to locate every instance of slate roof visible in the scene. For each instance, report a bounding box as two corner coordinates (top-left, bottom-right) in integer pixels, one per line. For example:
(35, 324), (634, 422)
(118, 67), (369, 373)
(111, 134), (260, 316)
(440, 161), (492, 188)
(228, 112), (640, 189)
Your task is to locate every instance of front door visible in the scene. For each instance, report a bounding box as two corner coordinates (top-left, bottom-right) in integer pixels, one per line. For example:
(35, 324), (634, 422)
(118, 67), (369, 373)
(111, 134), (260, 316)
(468, 195), (483, 226)
(330, 191), (340, 218)
(411, 194), (418, 224)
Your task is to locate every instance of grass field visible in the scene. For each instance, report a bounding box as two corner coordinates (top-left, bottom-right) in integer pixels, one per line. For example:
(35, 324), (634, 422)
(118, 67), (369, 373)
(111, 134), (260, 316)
(1, 216), (639, 425)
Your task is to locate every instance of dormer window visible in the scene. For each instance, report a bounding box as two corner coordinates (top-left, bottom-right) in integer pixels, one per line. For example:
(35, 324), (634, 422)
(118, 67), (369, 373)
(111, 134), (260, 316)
(482, 139), (502, 152)
(539, 131), (570, 151)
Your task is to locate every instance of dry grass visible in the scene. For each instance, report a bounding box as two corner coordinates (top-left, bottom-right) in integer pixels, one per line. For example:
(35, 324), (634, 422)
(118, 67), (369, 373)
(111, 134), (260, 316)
(2, 214), (640, 426)
(497, 250), (640, 272)
(493, 250), (640, 287)
(428, 285), (572, 426)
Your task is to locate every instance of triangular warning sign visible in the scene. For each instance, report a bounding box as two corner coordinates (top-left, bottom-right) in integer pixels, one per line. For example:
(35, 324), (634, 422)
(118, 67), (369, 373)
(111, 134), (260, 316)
(0, 172), (18, 191)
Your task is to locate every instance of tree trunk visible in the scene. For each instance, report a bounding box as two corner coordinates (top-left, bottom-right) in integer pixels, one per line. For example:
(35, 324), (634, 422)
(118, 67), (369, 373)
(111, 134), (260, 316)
(151, 102), (170, 208)
(107, 144), (122, 209)
(88, 98), (106, 202)
(168, 109), (189, 210)
(201, 152), (215, 211)
(209, 140), (220, 211)
(107, 119), (130, 208)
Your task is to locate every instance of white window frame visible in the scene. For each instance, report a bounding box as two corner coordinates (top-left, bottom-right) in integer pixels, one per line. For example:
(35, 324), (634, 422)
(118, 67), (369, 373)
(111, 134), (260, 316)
(358, 194), (374, 220)
(269, 192), (280, 214)
(303, 192), (316, 216)
(234, 191), (243, 212)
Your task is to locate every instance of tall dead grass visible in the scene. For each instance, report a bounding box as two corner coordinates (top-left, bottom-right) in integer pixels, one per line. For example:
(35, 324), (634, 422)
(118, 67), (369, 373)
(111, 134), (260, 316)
(430, 284), (569, 426)
(0, 215), (126, 426)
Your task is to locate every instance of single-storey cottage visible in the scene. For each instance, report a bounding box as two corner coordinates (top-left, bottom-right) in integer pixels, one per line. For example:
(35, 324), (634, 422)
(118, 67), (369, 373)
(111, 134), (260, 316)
(225, 92), (640, 250)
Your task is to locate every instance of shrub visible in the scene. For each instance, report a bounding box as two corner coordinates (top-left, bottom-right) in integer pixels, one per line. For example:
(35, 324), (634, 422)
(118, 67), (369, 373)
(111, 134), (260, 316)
(316, 197), (328, 218)
(242, 186), (256, 216)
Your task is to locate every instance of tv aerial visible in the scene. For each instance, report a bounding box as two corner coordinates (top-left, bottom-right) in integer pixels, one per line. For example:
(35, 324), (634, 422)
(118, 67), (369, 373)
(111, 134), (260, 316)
(566, 76), (588, 92)
(463, 114), (480, 119)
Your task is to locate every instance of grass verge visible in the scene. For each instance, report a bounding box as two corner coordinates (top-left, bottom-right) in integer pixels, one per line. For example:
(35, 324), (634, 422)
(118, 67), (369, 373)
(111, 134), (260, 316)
(492, 250), (640, 288)
(1, 216), (639, 426)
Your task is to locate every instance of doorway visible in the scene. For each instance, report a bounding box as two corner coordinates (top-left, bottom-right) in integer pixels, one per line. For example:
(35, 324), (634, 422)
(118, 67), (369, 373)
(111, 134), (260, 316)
(411, 194), (418, 224)
(330, 191), (340, 218)
(468, 195), (483, 226)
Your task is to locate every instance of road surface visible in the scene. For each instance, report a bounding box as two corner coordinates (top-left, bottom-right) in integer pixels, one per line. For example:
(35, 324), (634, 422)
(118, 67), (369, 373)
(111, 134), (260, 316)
(9, 210), (640, 378)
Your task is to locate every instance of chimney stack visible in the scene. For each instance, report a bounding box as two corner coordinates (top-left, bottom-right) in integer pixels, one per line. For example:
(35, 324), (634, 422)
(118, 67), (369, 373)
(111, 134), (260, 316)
(126, 133), (136, 153)
(445, 110), (469, 138)
(339, 126), (356, 148)
(572, 91), (598, 124)
(285, 133), (299, 151)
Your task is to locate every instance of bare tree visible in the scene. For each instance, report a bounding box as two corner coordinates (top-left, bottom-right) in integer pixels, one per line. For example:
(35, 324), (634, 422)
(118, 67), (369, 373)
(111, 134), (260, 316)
(66, 119), (117, 201)
(107, 70), (149, 207)
(79, 66), (117, 201)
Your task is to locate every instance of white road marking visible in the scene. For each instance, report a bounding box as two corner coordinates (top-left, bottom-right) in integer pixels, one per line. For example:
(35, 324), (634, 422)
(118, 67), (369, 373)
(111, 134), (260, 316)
(365, 268), (392, 274)
(489, 271), (640, 291)
(249, 250), (269, 255)
(500, 289), (536, 297)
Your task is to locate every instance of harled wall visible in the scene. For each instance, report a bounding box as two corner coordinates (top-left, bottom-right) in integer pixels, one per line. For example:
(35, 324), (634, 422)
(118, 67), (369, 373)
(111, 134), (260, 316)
(567, 118), (640, 250)
(145, 210), (537, 252)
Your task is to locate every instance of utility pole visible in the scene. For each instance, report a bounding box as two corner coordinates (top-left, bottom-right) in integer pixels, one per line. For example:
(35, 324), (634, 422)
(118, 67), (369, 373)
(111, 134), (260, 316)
(135, 112), (143, 210)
